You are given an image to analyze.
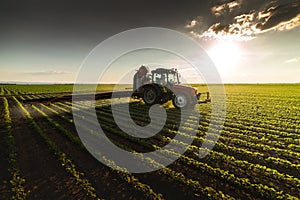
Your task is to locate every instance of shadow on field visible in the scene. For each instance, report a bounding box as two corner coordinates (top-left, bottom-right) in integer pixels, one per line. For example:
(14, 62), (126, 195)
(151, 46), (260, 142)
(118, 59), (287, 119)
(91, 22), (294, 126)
(94, 100), (209, 153)
(95, 101), (183, 153)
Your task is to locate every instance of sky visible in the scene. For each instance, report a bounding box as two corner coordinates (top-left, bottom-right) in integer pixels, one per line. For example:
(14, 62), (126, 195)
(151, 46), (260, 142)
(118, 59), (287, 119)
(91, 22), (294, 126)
(0, 0), (299, 83)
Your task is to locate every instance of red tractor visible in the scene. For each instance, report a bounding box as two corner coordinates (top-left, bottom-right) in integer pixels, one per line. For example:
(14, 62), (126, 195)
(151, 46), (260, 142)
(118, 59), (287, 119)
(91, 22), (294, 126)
(133, 66), (210, 108)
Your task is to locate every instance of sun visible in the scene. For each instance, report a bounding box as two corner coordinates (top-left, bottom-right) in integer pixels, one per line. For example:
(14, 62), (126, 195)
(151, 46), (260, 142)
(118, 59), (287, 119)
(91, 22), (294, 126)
(207, 41), (241, 75)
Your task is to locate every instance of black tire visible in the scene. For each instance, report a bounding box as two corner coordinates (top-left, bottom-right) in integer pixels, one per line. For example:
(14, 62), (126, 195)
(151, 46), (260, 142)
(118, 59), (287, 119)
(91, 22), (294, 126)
(172, 93), (191, 109)
(143, 86), (159, 105)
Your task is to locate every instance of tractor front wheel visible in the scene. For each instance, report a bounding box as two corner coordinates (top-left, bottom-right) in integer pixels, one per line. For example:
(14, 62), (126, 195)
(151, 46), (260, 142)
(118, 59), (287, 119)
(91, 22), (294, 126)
(172, 93), (190, 109)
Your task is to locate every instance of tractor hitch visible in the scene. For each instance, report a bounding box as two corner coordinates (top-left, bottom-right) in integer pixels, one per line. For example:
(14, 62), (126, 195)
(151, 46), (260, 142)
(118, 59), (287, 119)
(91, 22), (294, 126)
(197, 92), (211, 104)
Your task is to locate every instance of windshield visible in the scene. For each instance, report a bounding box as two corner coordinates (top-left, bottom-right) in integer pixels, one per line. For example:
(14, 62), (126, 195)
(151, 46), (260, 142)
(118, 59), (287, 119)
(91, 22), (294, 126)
(153, 72), (167, 85)
(152, 71), (179, 85)
(168, 72), (179, 84)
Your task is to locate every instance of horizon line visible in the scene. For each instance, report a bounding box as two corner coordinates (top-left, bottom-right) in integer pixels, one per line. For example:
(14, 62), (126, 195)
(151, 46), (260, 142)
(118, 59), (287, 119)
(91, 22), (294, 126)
(0, 81), (299, 85)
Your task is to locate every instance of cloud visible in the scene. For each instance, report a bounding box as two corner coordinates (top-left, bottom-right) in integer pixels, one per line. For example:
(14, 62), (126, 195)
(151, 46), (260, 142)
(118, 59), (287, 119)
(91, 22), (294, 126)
(186, 0), (300, 41)
(185, 16), (208, 33)
(211, 1), (240, 17)
(185, 19), (198, 28)
(285, 57), (300, 63)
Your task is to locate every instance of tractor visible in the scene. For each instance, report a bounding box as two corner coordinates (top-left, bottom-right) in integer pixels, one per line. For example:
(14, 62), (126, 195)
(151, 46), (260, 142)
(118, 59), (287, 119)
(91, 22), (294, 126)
(133, 66), (210, 109)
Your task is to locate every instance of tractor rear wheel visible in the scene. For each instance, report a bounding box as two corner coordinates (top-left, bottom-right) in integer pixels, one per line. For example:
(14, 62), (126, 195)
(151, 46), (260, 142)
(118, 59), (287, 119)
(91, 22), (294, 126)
(143, 86), (159, 105)
(172, 93), (190, 108)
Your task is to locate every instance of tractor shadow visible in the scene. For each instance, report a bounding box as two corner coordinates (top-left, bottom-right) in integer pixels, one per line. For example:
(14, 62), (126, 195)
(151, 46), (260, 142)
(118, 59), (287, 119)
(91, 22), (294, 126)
(96, 100), (207, 153)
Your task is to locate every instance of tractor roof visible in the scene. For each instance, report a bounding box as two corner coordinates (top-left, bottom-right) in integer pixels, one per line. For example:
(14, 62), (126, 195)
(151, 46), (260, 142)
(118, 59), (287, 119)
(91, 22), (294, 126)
(151, 68), (177, 73)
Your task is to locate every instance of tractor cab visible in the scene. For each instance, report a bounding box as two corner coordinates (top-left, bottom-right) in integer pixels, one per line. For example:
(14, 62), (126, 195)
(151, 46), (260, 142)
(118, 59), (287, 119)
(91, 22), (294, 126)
(151, 68), (180, 87)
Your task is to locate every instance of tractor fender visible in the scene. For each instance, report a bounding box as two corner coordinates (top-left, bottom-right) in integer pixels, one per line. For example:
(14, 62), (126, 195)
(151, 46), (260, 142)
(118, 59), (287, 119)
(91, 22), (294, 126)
(172, 85), (196, 97)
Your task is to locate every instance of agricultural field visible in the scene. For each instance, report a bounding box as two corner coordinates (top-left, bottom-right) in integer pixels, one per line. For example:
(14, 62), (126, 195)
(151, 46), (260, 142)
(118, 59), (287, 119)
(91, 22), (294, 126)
(0, 84), (299, 199)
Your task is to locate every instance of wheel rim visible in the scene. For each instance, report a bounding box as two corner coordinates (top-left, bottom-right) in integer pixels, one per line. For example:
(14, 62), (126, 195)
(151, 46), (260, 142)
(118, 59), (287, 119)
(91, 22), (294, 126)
(144, 89), (156, 104)
(175, 95), (187, 108)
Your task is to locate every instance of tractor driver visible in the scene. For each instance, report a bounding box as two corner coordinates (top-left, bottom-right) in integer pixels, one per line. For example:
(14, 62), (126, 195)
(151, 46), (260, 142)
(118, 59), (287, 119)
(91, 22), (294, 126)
(160, 74), (167, 85)
(133, 65), (150, 92)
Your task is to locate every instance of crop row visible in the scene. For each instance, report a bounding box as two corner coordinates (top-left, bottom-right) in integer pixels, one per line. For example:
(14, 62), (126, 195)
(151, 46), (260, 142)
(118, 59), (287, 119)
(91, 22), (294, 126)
(91, 103), (300, 197)
(0, 87), (4, 95)
(167, 111), (300, 153)
(67, 101), (300, 177)
(203, 113), (300, 141)
(139, 104), (300, 171)
(224, 111), (299, 134)
(195, 121), (300, 160)
(91, 102), (300, 175)
(201, 96), (299, 132)
(193, 107), (300, 144)
(92, 103), (299, 198)
(13, 96), (101, 200)
(43, 102), (235, 199)
(199, 123), (300, 163)
(59, 101), (299, 199)
(35, 103), (165, 200)
(222, 102), (299, 130)
(92, 102), (300, 174)
(123, 103), (300, 163)
(1, 97), (29, 199)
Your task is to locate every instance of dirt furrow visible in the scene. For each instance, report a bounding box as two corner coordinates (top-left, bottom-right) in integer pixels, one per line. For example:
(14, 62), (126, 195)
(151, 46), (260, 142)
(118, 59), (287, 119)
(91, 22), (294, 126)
(8, 98), (89, 199)
(0, 98), (11, 199)
(30, 103), (163, 200)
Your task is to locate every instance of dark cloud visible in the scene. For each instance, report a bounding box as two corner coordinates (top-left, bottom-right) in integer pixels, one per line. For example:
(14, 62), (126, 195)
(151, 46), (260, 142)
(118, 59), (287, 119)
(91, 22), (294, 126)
(187, 0), (300, 40)
(261, 1), (300, 30)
